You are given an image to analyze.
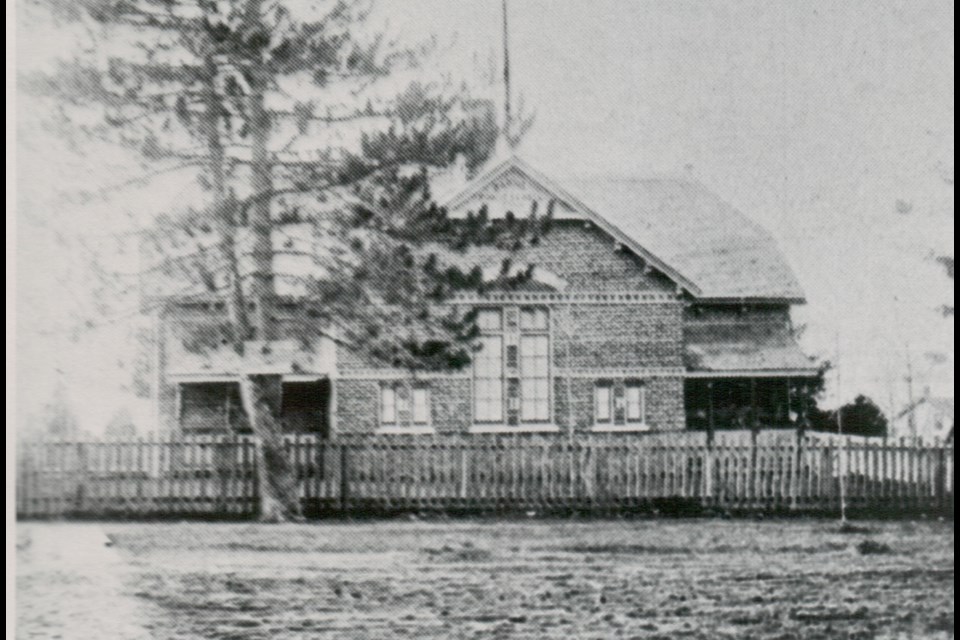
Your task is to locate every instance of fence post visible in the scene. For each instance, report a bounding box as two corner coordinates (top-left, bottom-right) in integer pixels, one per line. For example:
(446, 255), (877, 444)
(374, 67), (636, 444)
(215, 435), (230, 514)
(459, 446), (469, 500)
(75, 441), (89, 514)
(791, 432), (803, 511)
(821, 441), (833, 512)
(750, 428), (759, 507)
(935, 442), (946, 512)
(17, 440), (30, 517)
(339, 443), (350, 515)
(703, 437), (714, 505)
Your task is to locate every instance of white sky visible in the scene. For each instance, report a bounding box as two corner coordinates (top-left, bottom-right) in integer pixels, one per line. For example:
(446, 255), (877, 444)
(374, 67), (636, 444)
(15, 0), (955, 432)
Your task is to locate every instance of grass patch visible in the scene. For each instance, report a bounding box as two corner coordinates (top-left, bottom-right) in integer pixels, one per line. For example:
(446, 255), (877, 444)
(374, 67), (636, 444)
(84, 519), (954, 639)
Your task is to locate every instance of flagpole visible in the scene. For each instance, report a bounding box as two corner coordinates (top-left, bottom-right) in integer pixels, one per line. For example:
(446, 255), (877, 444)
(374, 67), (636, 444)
(501, 0), (512, 147)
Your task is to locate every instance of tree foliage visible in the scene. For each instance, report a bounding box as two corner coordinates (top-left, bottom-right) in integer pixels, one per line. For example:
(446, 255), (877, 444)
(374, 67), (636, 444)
(809, 394), (889, 437)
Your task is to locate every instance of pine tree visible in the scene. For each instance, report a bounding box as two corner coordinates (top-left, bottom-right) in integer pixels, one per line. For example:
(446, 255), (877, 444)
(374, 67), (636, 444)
(20, 0), (549, 521)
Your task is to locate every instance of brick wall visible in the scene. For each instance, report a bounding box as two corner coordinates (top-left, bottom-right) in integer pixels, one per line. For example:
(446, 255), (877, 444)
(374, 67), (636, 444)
(332, 298), (687, 435)
(429, 379), (473, 435)
(333, 379), (380, 435)
(330, 223), (688, 435)
(155, 224), (693, 436)
(334, 223), (678, 372)
(434, 222), (676, 292)
(553, 303), (683, 369)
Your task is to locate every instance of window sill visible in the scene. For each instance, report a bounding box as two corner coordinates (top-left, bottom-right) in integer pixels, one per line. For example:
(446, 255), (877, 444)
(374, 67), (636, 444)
(592, 423), (652, 433)
(469, 424), (560, 434)
(376, 426), (436, 435)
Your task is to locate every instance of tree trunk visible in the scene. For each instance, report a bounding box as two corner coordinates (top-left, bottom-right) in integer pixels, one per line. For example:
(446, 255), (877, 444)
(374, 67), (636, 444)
(204, 34), (302, 522)
(240, 374), (302, 522)
(239, 0), (302, 522)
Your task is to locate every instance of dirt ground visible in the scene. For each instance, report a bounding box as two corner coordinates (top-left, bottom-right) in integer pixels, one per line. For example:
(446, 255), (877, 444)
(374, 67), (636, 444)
(16, 518), (955, 640)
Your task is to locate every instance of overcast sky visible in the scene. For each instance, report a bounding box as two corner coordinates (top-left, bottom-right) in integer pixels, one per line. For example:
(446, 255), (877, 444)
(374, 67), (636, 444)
(15, 0), (955, 431)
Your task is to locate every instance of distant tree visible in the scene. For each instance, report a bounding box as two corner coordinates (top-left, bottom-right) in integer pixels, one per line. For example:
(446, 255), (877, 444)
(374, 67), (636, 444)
(792, 359), (831, 434)
(105, 407), (138, 438)
(43, 380), (80, 438)
(810, 394), (888, 437)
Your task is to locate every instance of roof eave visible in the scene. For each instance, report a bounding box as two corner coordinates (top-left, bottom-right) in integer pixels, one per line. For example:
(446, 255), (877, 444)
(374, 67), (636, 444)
(685, 367), (822, 378)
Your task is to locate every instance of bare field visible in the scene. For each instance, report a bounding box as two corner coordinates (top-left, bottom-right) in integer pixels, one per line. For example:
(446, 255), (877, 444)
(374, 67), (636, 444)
(17, 518), (954, 639)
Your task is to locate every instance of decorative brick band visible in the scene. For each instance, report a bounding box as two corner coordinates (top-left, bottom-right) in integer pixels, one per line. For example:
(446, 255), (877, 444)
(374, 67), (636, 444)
(338, 370), (472, 380)
(449, 291), (679, 305)
(559, 368), (686, 378)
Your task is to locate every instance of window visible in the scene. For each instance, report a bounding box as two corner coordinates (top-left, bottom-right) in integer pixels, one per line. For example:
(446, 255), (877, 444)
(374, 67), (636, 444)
(380, 385), (397, 424)
(382, 383), (429, 427)
(474, 306), (552, 426)
(412, 386), (431, 425)
(520, 307), (549, 331)
(519, 307), (550, 423)
(595, 383), (612, 423)
(520, 335), (550, 421)
(396, 386), (411, 423)
(180, 382), (246, 433)
(625, 382), (646, 423)
(474, 335), (504, 422)
(477, 309), (502, 331)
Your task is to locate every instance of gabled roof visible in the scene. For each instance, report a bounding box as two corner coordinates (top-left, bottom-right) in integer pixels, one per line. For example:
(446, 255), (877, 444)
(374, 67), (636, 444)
(442, 156), (699, 295)
(565, 177), (805, 301)
(442, 156), (805, 302)
(896, 396), (955, 422)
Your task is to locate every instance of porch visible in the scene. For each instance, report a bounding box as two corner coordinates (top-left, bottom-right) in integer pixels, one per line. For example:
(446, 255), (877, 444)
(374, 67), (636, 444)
(684, 376), (818, 432)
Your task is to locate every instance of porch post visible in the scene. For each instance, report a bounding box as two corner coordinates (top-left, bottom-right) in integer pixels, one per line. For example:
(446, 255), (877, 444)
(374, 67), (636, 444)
(784, 377), (791, 429)
(750, 378), (759, 502)
(706, 380), (715, 447)
(705, 380), (716, 502)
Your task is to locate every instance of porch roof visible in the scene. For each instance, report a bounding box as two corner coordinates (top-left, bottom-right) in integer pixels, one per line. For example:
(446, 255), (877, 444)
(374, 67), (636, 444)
(165, 339), (337, 379)
(684, 325), (818, 376)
